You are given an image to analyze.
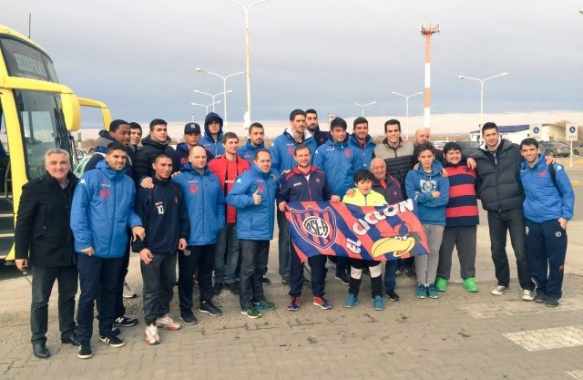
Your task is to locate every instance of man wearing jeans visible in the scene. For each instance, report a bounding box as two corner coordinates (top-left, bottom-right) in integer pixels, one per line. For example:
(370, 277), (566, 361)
(71, 143), (145, 359)
(133, 154), (190, 344)
(227, 149), (279, 318)
(209, 132), (250, 295)
(473, 122), (536, 300)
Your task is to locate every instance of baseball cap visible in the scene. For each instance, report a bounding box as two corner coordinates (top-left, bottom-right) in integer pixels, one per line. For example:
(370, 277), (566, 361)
(184, 122), (201, 134)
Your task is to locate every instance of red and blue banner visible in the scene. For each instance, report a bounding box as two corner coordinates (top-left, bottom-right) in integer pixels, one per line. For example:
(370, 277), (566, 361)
(285, 199), (429, 262)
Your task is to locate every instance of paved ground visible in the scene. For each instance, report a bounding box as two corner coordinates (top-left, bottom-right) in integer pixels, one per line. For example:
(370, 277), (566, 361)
(1, 158), (583, 380)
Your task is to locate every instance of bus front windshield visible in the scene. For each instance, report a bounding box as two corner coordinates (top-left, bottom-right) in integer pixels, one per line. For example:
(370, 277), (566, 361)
(15, 90), (72, 180)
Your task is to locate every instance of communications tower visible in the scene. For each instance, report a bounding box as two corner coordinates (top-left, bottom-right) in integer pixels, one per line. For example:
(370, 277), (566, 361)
(420, 23), (440, 128)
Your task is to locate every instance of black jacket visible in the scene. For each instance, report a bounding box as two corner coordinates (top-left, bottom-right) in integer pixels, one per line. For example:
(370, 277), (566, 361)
(133, 177), (190, 255)
(311, 125), (329, 147)
(473, 139), (524, 211)
(15, 172), (78, 267)
(372, 174), (403, 205)
(85, 130), (135, 177)
(133, 135), (175, 184)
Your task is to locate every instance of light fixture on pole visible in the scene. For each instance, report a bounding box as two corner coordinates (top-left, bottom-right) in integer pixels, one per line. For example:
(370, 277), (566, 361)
(349, 101), (377, 117)
(390, 91), (423, 132)
(191, 100), (222, 116)
(457, 72), (509, 127)
(196, 67), (245, 125)
(227, 0), (271, 127)
(194, 90), (232, 113)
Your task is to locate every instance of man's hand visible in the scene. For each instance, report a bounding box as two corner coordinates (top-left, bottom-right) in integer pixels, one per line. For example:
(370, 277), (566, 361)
(545, 156), (557, 165)
(178, 238), (187, 251)
(466, 157), (477, 170)
(345, 188), (356, 198)
(278, 201), (286, 212)
(330, 195), (340, 203)
(171, 171), (181, 178)
(441, 168), (449, 178)
(132, 226), (146, 242)
(15, 259), (28, 272)
(431, 191), (441, 198)
(139, 248), (153, 265)
(81, 246), (94, 256)
(140, 177), (154, 189)
(558, 217), (568, 230)
(253, 190), (262, 205)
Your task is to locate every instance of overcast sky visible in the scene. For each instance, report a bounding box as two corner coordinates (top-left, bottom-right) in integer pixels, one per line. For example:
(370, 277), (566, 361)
(3, 0), (583, 128)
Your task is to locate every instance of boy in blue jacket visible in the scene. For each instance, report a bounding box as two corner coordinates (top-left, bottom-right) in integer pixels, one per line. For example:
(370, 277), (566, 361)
(172, 146), (225, 324)
(405, 142), (449, 300)
(520, 138), (574, 307)
(227, 149), (279, 319)
(71, 143), (145, 359)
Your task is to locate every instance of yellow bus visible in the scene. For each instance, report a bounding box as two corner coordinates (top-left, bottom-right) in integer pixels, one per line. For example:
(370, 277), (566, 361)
(0, 24), (111, 263)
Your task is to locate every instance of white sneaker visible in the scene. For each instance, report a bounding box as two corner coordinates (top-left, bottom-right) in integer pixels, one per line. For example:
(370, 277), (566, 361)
(156, 314), (181, 331)
(522, 289), (535, 301)
(491, 285), (510, 295)
(145, 324), (160, 345)
(123, 282), (137, 299)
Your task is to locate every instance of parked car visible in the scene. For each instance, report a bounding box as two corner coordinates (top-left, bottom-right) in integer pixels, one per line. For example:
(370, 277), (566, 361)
(454, 141), (480, 156)
(573, 142), (583, 156)
(540, 141), (570, 157)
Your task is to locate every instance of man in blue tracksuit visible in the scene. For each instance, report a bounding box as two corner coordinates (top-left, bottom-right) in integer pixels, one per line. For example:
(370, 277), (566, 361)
(314, 117), (359, 284)
(519, 138), (574, 307)
(227, 149), (279, 319)
(200, 112), (225, 157)
(348, 116), (376, 170)
(71, 143), (144, 359)
(277, 144), (340, 312)
(133, 153), (190, 344)
(238, 122), (266, 164)
(172, 146), (225, 324)
(271, 109), (317, 285)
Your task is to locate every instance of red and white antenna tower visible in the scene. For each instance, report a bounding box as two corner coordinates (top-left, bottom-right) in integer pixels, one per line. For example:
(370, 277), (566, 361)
(420, 23), (440, 128)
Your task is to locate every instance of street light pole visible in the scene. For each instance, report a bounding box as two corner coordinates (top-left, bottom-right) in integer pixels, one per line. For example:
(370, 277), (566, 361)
(390, 91), (423, 131)
(349, 101), (377, 117)
(196, 67), (245, 125)
(457, 72), (509, 127)
(191, 100), (222, 116)
(194, 90), (232, 113)
(227, 0), (270, 127)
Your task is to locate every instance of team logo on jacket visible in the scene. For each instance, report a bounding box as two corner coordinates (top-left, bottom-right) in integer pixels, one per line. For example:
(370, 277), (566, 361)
(288, 146), (295, 155)
(256, 183), (265, 193)
(189, 184), (199, 194)
(99, 180), (111, 199)
(344, 150), (352, 158)
(290, 206), (337, 250)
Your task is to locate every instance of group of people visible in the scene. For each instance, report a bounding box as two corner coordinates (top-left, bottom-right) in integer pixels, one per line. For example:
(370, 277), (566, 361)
(13, 109), (574, 361)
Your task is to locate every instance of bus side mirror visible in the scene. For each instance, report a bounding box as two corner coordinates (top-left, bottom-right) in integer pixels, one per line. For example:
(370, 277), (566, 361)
(61, 93), (81, 132)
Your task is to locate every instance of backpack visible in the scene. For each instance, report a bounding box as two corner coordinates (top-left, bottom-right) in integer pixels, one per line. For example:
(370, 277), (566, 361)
(74, 152), (106, 178)
(548, 163), (562, 196)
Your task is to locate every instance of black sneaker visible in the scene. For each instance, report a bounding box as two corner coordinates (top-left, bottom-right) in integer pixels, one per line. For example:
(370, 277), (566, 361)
(180, 311), (198, 325)
(226, 282), (239, 295)
(77, 343), (92, 359)
(99, 335), (124, 348)
(534, 293), (547, 303)
(262, 276), (272, 285)
(113, 315), (138, 327)
(213, 283), (224, 296)
(545, 297), (559, 308)
(199, 301), (223, 316)
(335, 271), (350, 285)
(61, 333), (81, 346)
(111, 326), (121, 336)
(385, 290), (401, 302)
(281, 277), (289, 286)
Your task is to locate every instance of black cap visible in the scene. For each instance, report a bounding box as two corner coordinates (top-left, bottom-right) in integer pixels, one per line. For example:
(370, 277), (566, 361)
(184, 122), (201, 134)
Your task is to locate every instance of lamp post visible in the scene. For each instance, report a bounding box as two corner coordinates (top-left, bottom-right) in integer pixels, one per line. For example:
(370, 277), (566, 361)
(390, 91), (423, 132)
(194, 90), (232, 113)
(349, 101), (377, 117)
(457, 72), (509, 127)
(191, 100), (222, 116)
(196, 67), (245, 125)
(227, 0), (271, 127)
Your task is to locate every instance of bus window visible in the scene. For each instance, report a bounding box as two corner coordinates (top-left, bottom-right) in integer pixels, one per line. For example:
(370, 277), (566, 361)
(14, 90), (71, 180)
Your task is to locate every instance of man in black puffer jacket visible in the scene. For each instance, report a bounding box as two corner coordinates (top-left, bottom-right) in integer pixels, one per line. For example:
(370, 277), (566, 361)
(133, 118), (175, 188)
(473, 122), (535, 300)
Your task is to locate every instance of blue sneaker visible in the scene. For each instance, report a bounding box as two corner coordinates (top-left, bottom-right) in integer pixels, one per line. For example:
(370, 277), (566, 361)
(416, 284), (427, 299)
(428, 283), (440, 299)
(287, 297), (300, 312)
(344, 294), (358, 308)
(372, 295), (385, 311)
